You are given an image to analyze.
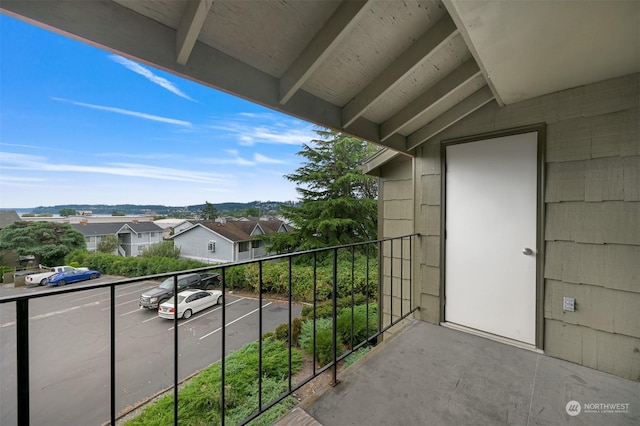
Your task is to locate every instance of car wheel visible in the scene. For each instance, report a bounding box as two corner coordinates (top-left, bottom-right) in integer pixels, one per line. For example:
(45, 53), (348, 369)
(40, 278), (48, 286)
(206, 284), (214, 290)
(183, 309), (192, 319)
(58, 280), (66, 286)
(217, 295), (222, 305)
(90, 273), (98, 279)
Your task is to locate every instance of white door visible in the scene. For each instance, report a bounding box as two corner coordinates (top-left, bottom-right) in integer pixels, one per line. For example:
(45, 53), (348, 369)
(445, 132), (538, 345)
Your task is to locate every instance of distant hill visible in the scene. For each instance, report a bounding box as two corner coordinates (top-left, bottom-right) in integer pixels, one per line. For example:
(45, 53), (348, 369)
(24, 201), (298, 217)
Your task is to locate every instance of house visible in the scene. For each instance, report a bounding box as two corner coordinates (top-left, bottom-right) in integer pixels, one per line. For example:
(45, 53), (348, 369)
(0, 210), (21, 230)
(171, 220), (290, 264)
(72, 221), (164, 257)
(153, 218), (194, 239)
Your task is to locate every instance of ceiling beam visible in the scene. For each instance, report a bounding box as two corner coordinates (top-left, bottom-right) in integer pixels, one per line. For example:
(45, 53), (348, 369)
(341, 14), (459, 128)
(279, 0), (369, 105)
(380, 58), (481, 141)
(176, 0), (212, 66)
(406, 86), (494, 150)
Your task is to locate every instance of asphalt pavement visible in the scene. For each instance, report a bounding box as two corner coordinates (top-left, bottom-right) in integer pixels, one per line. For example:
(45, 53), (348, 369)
(0, 278), (300, 426)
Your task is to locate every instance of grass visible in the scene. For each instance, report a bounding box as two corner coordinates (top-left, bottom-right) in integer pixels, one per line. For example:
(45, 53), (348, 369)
(124, 337), (302, 426)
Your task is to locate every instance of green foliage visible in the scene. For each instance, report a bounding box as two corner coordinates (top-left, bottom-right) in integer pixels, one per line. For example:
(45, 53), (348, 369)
(64, 251), (208, 277)
(20, 213), (35, 217)
(274, 317), (302, 347)
(337, 303), (378, 348)
(37, 213), (53, 217)
(200, 201), (218, 221)
(0, 221), (86, 265)
(58, 208), (76, 217)
(141, 241), (180, 258)
(275, 323), (288, 342)
(264, 129), (378, 253)
(301, 294), (369, 320)
(298, 318), (343, 366)
(343, 346), (373, 369)
(124, 337), (302, 426)
(97, 235), (119, 254)
(111, 211), (126, 216)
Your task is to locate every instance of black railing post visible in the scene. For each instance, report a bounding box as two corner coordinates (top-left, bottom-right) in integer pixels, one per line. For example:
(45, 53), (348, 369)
(312, 252), (317, 376)
(400, 236), (404, 318)
(288, 256), (293, 392)
(331, 248), (339, 386)
(390, 239), (394, 323)
(258, 261), (263, 411)
(221, 268), (226, 426)
(350, 246), (355, 350)
(110, 285), (116, 425)
(365, 243), (370, 343)
(173, 275), (178, 426)
(16, 298), (29, 426)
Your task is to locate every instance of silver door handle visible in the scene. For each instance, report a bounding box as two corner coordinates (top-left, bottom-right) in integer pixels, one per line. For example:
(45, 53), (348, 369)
(522, 248), (534, 255)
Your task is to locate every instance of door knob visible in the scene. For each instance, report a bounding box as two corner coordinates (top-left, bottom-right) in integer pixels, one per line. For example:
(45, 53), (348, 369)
(522, 248), (534, 255)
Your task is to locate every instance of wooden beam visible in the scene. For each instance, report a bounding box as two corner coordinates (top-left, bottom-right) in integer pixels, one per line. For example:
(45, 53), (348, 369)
(380, 59), (481, 141)
(279, 0), (369, 105)
(341, 15), (458, 128)
(176, 0), (212, 66)
(406, 86), (495, 150)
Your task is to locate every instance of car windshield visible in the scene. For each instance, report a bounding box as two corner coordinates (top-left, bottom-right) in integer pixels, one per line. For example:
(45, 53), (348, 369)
(165, 295), (186, 305)
(159, 278), (178, 289)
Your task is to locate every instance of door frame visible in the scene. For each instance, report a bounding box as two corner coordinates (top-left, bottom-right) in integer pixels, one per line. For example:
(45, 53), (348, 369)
(439, 124), (546, 349)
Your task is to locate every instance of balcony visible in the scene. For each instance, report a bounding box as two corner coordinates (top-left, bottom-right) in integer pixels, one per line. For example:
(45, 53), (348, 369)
(3, 233), (637, 426)
(0, 235), (420, 425)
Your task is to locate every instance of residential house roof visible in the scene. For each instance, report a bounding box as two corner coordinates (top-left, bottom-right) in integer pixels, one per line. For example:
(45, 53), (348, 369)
(0, 210), (21, 229)
(72, 221), (163, 237)
(172, 220), (288, 243)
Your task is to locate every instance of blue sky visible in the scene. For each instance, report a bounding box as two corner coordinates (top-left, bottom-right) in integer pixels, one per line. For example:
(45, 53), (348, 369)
(0, 14), (319, 209)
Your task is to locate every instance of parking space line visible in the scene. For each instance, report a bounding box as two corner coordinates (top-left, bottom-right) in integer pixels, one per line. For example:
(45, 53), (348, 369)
(167, 297), (245, 330)
(199, 302), (272, 340)
(74, 285), (148, 304)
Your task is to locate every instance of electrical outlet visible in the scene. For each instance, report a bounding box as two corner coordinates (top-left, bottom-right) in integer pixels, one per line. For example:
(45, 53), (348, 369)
(563, 297), (575, 312)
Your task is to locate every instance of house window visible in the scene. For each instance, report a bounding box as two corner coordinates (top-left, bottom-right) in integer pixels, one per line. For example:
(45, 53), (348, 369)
(208, 241), (216, 252)
(239, 242), (249, 252)
(150, 232), (156, 238)
(85, 236), (95, 243)
(138, 233), (143, 239)
(251, 240), (260, 249)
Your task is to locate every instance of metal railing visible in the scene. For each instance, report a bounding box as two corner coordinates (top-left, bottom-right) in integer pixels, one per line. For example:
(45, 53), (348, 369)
(0, 234), (419, 425)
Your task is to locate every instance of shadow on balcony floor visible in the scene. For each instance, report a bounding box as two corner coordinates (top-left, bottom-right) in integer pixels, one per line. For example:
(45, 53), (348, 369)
(276, 320), (639, 426)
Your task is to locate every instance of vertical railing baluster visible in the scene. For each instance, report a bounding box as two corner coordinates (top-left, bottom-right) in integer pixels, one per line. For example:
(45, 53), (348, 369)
(365, 243), (370, 343)
(409, 235), (413, 312)
(16, 298), (29, 426)
(350, 246), (355, 350)
(390, 239), (394, 324)
(288, 256), (293, 393)
(110, 285), (116, 425)
(258, 261), (263, 411)
(221, 268), (226, 426)
(173, 275), (178, 426)
(400, 236), (404, 318)
(331, 248), (339, 386)
(312, 252), (317, 376)
(378, 240), (383, 334)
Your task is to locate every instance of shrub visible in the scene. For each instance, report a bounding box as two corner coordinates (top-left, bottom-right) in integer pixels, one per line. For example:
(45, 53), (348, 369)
(275, 322), (288, 342)
(141, 241), (180, 258)
(298, 318), (343, 366)
(301, 294), (371, 321)
(343, 345), (373, 369)
(337, 303), (378, 348)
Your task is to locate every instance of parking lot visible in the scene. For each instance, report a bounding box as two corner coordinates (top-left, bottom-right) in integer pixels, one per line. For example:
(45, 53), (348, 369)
(0, 277), (301, 426)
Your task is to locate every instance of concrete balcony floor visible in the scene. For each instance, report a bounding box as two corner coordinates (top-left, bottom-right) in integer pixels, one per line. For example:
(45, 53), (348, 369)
(277, 320), (639, 426)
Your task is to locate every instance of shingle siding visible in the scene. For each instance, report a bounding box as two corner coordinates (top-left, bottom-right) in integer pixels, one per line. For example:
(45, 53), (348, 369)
(397, 72), (640, 380)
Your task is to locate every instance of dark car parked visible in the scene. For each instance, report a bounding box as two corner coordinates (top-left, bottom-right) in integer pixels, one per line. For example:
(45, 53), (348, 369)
(139, 272), (221, 309)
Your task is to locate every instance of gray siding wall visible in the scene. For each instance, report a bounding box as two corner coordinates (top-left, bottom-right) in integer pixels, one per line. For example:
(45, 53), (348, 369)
(174, 227), (235, 263)
(378, 157), (415, 328)
(406, 73), (639, 380)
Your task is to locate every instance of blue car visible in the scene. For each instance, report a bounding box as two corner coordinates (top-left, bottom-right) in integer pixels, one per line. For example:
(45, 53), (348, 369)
(47, 268), (100, 286)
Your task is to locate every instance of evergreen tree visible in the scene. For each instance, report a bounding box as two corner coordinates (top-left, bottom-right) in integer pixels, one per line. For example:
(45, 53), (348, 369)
(200, 201), (218, 220)
(0, 221), (86, 265)
(269, 129), (378, 252)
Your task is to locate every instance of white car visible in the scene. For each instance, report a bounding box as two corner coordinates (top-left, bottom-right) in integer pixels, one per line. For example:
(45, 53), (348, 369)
(158, 289), (222, 319)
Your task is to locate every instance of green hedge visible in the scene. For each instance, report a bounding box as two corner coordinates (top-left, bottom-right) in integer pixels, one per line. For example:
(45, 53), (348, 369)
(125, 337), (302, 426)
(65, 250), (210, 277)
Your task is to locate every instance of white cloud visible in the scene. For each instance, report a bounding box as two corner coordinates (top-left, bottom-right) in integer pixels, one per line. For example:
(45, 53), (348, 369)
(254, 153), (285, 164)
(110, 55), (195, 101)
(0, 152), (228, 185)
(210, 113), (317, 146)
(52, 97), (192, 127)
